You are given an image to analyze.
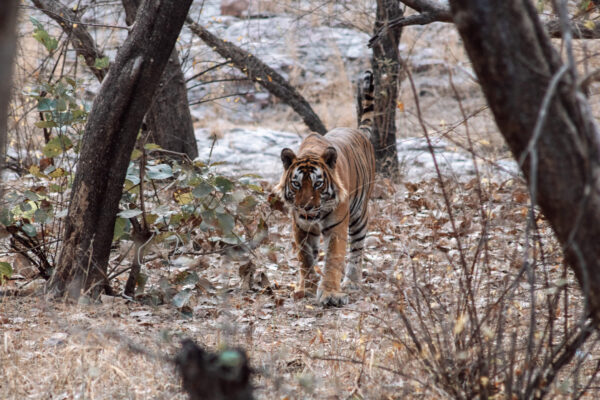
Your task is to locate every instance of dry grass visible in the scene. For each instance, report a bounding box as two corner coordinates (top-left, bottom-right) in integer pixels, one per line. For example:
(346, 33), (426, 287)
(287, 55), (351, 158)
(2, 173), (597, 398)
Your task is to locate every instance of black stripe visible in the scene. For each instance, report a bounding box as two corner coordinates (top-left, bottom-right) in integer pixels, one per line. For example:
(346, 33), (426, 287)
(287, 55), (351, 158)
(350, 219), (367, 235)
(349, 217), (361, 230)
(322, 214), (348, 234)
(363, 104), (374, 112)
(350, 234), (366, 244)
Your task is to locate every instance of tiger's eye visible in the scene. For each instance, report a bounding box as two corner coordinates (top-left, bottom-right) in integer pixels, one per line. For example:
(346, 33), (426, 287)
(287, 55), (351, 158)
(291, 181), (301, 189)
(314, 180), (323, 189)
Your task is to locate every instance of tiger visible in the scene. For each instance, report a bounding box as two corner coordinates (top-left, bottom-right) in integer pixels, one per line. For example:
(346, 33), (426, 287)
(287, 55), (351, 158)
(274, 71), (376, 307)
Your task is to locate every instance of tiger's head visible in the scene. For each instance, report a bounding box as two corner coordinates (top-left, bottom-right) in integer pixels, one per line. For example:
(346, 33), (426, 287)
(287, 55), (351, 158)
(275, 146), (347, 219)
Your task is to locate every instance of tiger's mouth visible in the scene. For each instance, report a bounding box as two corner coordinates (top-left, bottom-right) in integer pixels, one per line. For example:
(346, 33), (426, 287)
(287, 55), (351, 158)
(296, 209), (321, 220)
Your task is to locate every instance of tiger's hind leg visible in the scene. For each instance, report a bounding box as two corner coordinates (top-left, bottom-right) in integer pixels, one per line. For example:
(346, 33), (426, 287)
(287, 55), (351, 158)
(342, 211), (369, 290)
(293, 221), (320, 298)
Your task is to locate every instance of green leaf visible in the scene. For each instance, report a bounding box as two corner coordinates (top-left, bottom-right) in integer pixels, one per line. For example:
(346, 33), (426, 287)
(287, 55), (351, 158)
(200, 210), (217, 230)
(29, 17), (44, 31)
(34, 208), (51, 224)
(192, 182), (214, 198)
(113, 217), (128, 241)
(56, 98), (67, 112)
(22, 223), (37, 237)
(49, 183), (65, 193)
(238, 195), (258, 214)
(37, 98), (56, 112)
(216, 212), (235, 234)
(143, 143), (162, 150)
(214, 176), (234, 193)
(23, 190), (40, 202)
(130, 149), (142, 161)
(43, 135), (73, 158)
(117, 209), (142, 218)
(34, 120), (58, 129)
(172, 288), (192, 308)
(30, 18), (58, 53)
(0, 208), (14, 226)
(169, 213), (184, 226)
(146, 164), (173, 180)
(0, 262), (12, 284)
(94, 56), (110, 69)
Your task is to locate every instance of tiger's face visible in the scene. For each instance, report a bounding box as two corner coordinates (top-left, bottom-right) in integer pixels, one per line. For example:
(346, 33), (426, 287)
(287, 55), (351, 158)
(279, 146), (339, 219)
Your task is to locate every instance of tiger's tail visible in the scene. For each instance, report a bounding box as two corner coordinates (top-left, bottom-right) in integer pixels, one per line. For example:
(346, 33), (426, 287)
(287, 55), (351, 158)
(356, 70), (374, 139)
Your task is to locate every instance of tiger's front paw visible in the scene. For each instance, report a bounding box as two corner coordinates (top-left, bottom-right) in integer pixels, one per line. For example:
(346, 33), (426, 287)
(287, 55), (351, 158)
(341, 277), (359, 291)
(316, 287), (349, 307)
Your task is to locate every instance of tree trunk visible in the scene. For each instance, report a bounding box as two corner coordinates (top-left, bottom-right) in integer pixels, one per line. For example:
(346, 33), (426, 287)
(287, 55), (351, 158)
(122, 0), (198, 159)
(448, 0), (600, 321)
(371, 0), (402, 179)
(50, 0), (193, 299)
(0, 0), (18, 175)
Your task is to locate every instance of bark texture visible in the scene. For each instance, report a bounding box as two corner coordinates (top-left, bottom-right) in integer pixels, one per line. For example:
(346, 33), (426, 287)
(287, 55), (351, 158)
(0, 0), (18, 173)
(186, 18), (327, 135)
(123, 0), (198, 159)
(51, 0), (193, 298)
(371, 0), (402, 178)
(449, 0), (600, 320)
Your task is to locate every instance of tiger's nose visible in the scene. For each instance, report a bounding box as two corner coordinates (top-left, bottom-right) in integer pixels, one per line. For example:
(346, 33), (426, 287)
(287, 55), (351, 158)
(304, 205), (314, 211)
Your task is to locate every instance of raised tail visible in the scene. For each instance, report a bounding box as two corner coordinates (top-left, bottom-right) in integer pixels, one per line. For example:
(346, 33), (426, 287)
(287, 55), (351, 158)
(356, 70), (374, 138)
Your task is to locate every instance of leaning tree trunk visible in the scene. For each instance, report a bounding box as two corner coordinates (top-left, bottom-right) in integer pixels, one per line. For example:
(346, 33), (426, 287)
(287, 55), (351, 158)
(50, 0), (193, 298)
(0, 0), (18, 176)
(122, 0), (198, 159)
(448, 0), (600, 321)
(370, 0), (402, 179)
(186, 18), (327, 135)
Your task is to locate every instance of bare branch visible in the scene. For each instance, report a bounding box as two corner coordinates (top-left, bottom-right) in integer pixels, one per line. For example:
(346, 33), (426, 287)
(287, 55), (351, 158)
(545, 19), (600, 39)
(185, 18), (327, 135)
(30, 0), (108, 81)
(369, 0), (600, 46)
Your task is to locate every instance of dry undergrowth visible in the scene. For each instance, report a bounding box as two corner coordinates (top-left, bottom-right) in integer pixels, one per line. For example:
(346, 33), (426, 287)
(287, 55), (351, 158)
(1, 168), (597, 399)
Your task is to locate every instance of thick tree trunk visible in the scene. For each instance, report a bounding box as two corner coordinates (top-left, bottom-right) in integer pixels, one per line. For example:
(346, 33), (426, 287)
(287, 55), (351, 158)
(371, 0), (402, 179)
(50, 0), (193, 298)
(0, 0), (18, 174)
(123, 0), (198, 159)
(186, 18), (327, 135)
(449, 0), (600, 321)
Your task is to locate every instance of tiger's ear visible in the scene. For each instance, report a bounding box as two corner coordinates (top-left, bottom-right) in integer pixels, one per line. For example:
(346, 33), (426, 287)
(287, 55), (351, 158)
(281, 148), (296, 170)
(322, 146), (337, 169)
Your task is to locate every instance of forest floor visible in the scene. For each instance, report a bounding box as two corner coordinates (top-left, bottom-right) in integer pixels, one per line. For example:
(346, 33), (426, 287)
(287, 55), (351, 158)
(3, 1), (600, 399)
